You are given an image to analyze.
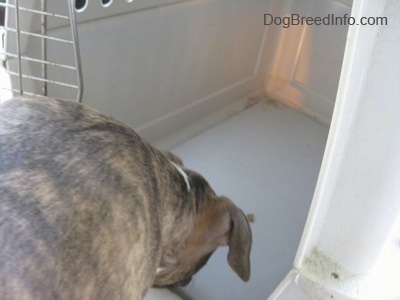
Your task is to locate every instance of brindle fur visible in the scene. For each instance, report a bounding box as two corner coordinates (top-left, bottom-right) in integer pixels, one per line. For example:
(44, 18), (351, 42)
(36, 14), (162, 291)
(0, 96), (252, 300)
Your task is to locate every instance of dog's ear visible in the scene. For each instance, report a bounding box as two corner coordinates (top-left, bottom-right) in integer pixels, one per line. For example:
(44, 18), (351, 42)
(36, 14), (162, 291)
(208, 196), (252, 281)
(186, 195), (252, 281)
(223, 197), (252, 281)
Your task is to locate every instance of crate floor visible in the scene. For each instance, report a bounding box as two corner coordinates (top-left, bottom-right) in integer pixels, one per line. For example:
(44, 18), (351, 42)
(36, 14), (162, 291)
(166, 101), (329, 299)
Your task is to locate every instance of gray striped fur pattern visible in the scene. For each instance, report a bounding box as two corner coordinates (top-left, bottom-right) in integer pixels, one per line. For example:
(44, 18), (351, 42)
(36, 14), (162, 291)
(0, 96), (252, 300)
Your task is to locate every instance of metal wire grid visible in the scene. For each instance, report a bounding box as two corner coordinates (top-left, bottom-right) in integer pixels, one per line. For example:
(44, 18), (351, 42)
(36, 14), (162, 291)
(0, 0), (83, 102)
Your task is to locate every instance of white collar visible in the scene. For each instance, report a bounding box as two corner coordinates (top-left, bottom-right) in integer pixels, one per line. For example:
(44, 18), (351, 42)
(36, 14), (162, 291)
(170, 161), (191, 192)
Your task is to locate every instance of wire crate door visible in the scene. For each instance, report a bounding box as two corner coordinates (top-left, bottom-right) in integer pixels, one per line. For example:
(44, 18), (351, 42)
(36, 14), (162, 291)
(1, 0), (83, 102)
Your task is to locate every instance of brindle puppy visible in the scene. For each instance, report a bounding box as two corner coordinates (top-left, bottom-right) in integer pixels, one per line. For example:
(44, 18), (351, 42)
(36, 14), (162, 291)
(0, 96), (252, 300)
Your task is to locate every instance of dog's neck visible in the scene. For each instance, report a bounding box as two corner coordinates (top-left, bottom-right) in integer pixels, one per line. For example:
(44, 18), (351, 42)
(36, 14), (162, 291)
(170, 162), (191, 192)
(156, 158), (197, 253)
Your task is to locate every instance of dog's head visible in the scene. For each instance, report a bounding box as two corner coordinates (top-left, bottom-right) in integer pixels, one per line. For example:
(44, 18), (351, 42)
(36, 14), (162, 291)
(153, 163), (252, 288)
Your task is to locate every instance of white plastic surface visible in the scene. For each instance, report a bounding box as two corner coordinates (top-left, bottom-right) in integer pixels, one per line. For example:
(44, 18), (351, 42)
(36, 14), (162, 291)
(171, 101), (328, 299)
(144, 288), (182, 300)
(272, 0), (400, 298)
(264, 0), (352, 125)
(6, 0), (348, 143)
(42, 0), (270, 144)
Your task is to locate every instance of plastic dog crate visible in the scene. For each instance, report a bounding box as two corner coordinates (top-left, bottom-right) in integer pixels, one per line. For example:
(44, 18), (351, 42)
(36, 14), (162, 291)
(2, 0), (399, 299)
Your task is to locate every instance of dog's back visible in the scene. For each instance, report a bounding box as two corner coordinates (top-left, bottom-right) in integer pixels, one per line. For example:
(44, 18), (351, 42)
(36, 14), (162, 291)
(0, 97), (161, 299)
